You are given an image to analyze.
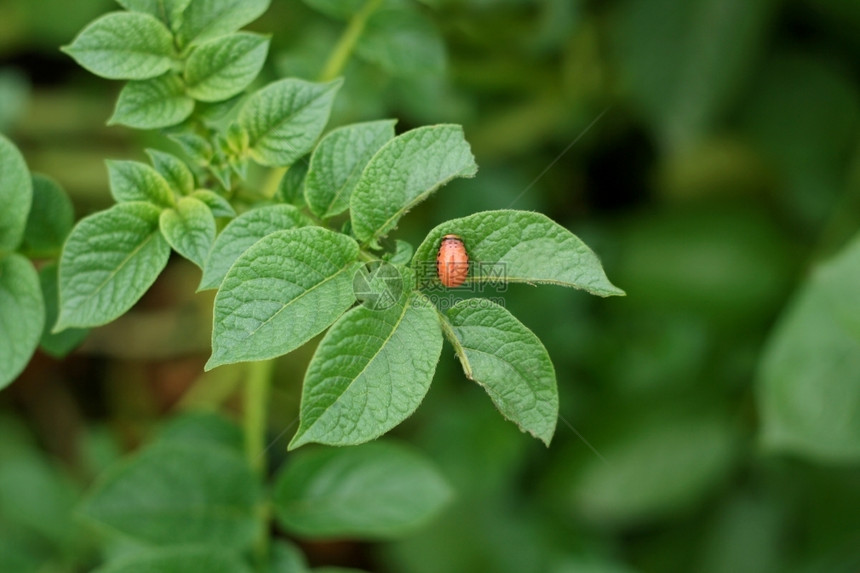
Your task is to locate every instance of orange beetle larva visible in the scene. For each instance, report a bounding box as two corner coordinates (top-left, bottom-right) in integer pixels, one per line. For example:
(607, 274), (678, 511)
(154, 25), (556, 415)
(437, 234), (469, 288)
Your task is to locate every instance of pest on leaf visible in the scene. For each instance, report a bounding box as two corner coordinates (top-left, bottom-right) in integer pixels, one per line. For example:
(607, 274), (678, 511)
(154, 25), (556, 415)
(437, 234), (469, 288)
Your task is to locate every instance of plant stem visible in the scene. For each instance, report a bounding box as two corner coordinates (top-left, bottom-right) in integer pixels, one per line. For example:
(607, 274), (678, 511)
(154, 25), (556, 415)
(318, 0), (383, 82)
(245, 359), (274, 474)
(244, 358), (274, 569)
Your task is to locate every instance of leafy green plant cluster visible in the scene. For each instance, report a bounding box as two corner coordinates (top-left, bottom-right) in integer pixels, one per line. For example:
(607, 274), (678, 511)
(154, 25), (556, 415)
(0, 0), (625, 571)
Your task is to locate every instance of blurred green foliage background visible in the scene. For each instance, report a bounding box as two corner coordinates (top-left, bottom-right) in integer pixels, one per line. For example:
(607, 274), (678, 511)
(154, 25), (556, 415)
(2, 0), (860, 571)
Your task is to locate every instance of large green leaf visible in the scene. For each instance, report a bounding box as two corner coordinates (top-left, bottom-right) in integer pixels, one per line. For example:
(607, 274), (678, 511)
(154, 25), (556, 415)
(106, 159), (174, 206)
(0, 254), (44, 390)
(445, 299), (558, 446)
(94, 546), (252, 573)
(290, 290), (443, 449)
(159, 196), (216, 268)
(110, 74), (195, 130)
(199, 204), (307, 291)
(350, 125), (477, 244)
(274, 441), (452, 539)
(758, 233), (860, 462)
(80, 442), (261, 548)
(62, 12), (176, 80)
(179, 0), (271, 46)
(566, 409), (738, 526)
(356, 8), (446, 77)
(55, 202), (170, 330)
(304, 120), (396, 219)
(0, 133), (31, 252)
(21, 174), (73, 257)
(612, 0), (774, 150)
(412, 210), (624, 296)
(207, 226), (360, 369)
(185, 33), (270, 102)
(238, 78), (341, 167)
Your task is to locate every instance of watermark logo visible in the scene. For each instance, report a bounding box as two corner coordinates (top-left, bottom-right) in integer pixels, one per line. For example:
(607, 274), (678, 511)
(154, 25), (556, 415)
(353, 261), (403, 310)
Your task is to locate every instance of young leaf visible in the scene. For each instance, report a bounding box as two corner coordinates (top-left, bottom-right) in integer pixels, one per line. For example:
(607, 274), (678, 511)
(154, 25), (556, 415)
(110, 74), (195, 130)
(305, 120), (396, 219)
(445, 299), (558, 446)
(146, 149), (195, 195)
(55, 202), (170, 330)
(116, 0), (192, 32)
(290, 290), (443, 449)
(185, 32), (270, 102)
(79, 442), (261, 549)
(238, 78), (342, 167)
(37, 264), (88, 358)
(269, 541), (310, 573)
(62, 12), (176, 80)
(356, 8), (446, 77)
(159, 196), (216, 268)
(93, 546), (252, 573)
(274, 441), (452, 539)
(21, 175), (74, 257)
(276, 159), (309, 205)
(0, 133), (31, 251)
(207, 227), (360, 369)
(191, 189), (236, 217)
(199, 204), (307, 290)
(758, 233), (860, 462)
(106, 159), (175, 207)
(179, 0), (271, 46)
(412, 210), (625, 296)
(0, 254), (44, 390)
(350, 125), (477, 244)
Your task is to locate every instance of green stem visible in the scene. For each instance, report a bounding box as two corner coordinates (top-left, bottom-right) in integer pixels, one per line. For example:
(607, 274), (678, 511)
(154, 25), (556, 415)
(244, 358), (274, 569)
(317, 0), (383, 82)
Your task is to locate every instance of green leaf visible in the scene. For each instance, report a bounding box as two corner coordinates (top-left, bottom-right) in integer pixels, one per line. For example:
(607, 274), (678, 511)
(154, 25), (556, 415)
(758, 233), (860, 462)
(21, 175), (74, 257)
(445, 299), (558, 446)
(80, 441), (261, 548)
(305, 120), (396, 219)
(94, 546), (252, 573)
(191, 189), (236, 217)
(155, 411), (244, 453)
(199, 204), (307, 290)
(185, 32), (270, 102)
(38, 264), (88, 358)
(290, 290), (443, 449)
(356, 8), (446, 77)
(180, 0), (271, 46)
(566, 409), (738, 525)
(274, 441), (452, 539)
(106, 159), (175, 206)
(0, 254), (44, 390)
(62, 12), (176, 80)
(146, 149), (196, 196)
(159, 196), (216, 268)
(350, 125), (477, 244)
(387, 239), (414, 265)
(116, 0), (192, 32)
(412, 210), (625, 296)
(276, 159), (309, 205)
(268, 540), (310, 573)
(613, 0), (774, 151)
(56, 202), (170, 330)
(301, 0), (365, 20)
(207, 227), (360, 369)
(110, 74), (195, 129)
(0, 133), (31, 252)
(238, 78), (342, 167)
